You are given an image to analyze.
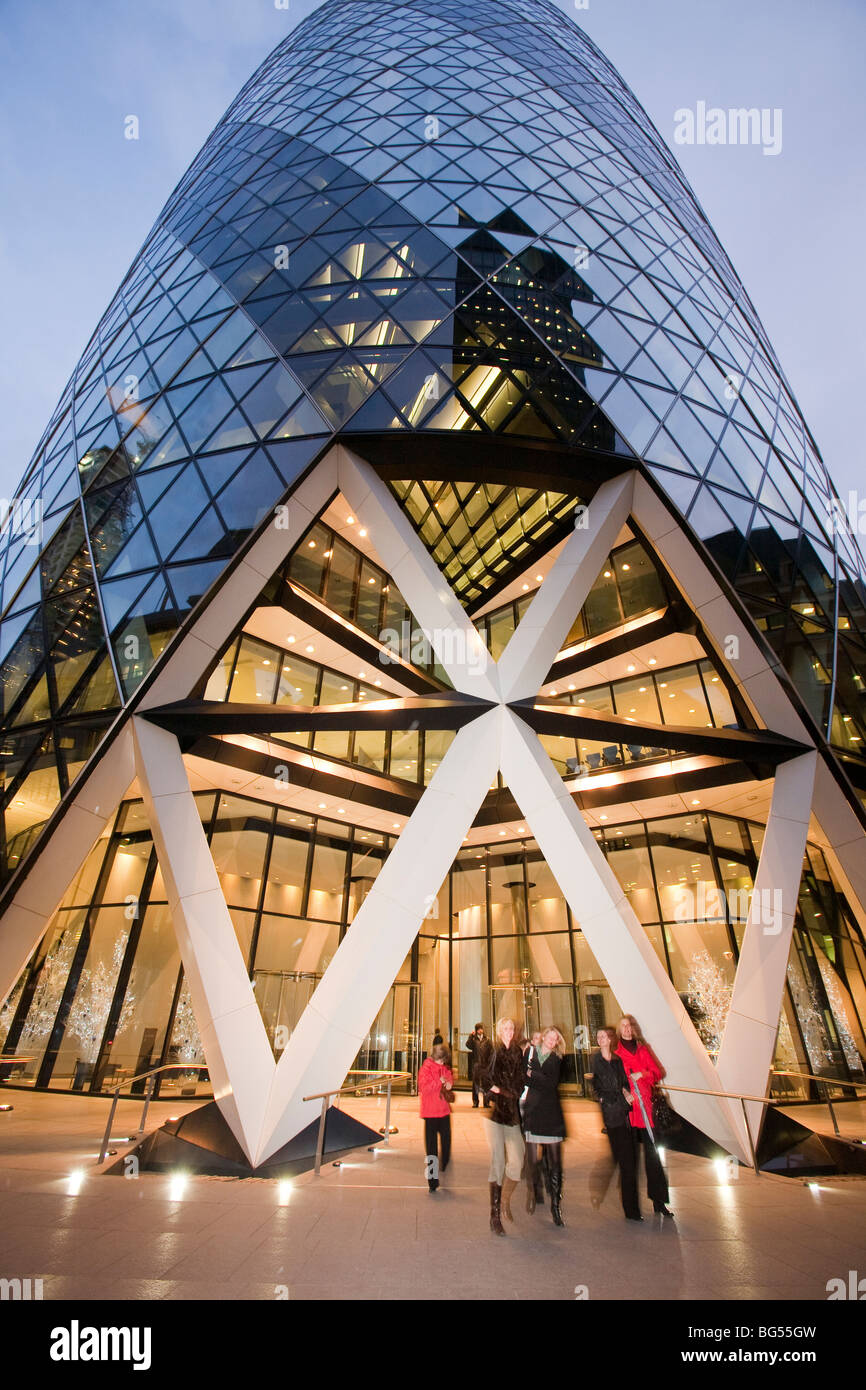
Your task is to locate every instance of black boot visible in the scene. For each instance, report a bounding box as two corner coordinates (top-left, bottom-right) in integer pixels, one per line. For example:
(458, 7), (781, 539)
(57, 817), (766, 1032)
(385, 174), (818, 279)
(490, 1183), (505, 1235)
(526, 1147), (540, 1214)
(549, 1168), (564, 1227)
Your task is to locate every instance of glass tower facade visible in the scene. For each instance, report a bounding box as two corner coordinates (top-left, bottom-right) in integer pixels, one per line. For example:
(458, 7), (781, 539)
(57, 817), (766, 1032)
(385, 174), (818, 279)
(1, 0), (865, 1105)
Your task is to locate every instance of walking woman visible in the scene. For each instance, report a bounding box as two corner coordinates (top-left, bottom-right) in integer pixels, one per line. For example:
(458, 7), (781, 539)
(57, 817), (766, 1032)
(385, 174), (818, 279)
(418, 1042), (453, 1192)
(590, 1026), (641, 1221)
(483, 1017), (525, 1235)
(616, 1014), (673, 1217)
(523, 1026), (567, 1226)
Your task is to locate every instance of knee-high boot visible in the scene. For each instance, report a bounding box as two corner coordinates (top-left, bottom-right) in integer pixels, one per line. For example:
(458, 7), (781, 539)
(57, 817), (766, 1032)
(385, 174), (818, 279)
(526, 1145), (543, 1213)
(502, 1176), (518, 1221)
(489, 1182), (505, 1236)
(549, 1145), (564, 1227)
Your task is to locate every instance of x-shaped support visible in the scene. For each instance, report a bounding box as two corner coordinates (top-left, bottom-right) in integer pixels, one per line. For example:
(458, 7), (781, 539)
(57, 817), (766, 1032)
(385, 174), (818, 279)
(134, 452), (811, 1165)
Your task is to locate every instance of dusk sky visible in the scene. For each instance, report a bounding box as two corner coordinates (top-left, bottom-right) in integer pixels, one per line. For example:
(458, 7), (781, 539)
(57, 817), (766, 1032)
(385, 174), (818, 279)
(1, 0), (863, 502)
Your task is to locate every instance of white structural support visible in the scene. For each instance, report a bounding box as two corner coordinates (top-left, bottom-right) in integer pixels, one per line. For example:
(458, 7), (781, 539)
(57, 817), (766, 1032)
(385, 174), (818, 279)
(133, 708), (502, 1166)
(132, 716), (276, 1161)
(716, 751), (818, 1137)
(257, 708), (504, 1163)
(0, 453), (339, 1013)
(336, 446), (501, 700)
(497, 471), (634, 702)
(631, 472), (866, 937)
(4, 447), (863, 1174)
(499, 707), (750, 1160)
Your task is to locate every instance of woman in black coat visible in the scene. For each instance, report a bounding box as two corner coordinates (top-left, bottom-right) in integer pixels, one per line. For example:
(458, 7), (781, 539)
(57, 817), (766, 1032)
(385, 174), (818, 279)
(523, 1026), (567, 1226)
(590, 1025), (641, 1221)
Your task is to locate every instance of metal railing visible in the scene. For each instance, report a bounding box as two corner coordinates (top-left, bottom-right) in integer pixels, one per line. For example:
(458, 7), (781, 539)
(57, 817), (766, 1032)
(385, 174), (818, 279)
(96, 1063), (209, 1165)
(660, 1082), (776, 1175)
(770, 1068), (866, 1137)
(662, 1069), (866, 1175)
(302, 1070), (412, 1176)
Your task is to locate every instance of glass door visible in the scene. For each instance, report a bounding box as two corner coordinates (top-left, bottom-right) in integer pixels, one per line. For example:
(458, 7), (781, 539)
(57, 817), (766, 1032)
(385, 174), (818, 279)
(488, 980), (582, 1094)
(352, 982), (421, 1091)
(253, 969), (321, 1055)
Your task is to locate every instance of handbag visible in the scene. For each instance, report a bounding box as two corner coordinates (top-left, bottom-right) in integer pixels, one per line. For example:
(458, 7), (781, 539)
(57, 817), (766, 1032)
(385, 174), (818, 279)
(439, 1077), (456, 1105)
(651, 1085), (681, 1135)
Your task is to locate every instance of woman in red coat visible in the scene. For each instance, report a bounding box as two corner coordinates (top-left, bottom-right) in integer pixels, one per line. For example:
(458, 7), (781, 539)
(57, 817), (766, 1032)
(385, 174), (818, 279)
(418, 1043), (453, 1192)
(616, 1015), (673, 1217)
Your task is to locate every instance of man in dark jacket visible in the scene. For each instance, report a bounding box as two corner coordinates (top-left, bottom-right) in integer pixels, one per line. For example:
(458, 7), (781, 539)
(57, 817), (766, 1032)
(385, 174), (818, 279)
(465, 1023), (492, 1107)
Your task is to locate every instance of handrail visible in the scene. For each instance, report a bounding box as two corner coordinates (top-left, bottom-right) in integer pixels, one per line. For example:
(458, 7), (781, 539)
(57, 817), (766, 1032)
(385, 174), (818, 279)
(660, 1081), (778, 1173)
(303, 1070), (412, 1175)
(662, 1071), (866, 1168)
(770, 1068), (866, 1137)
(302, 1069), (411, 1103)
(770, 1068), (866, 1092)
(96, 1062), (209, 1165)
(662, 1083), (776, 1104)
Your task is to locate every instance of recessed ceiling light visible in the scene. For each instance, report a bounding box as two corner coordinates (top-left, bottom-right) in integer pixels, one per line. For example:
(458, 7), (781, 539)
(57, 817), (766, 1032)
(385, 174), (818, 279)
(305, 644), (314, 653)
(627, 664), (635, 672)
(287, 635), (296, 644)
(599, 814), (608, 821)
(346, 515), (355, 525)
(359, 528), (367, 537)
(535, 573), (543, 582)
(648, 658), (656, 666)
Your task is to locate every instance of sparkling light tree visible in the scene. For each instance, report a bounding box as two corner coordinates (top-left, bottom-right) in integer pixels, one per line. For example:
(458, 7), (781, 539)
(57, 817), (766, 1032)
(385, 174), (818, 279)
(684, 949), (733, 1054)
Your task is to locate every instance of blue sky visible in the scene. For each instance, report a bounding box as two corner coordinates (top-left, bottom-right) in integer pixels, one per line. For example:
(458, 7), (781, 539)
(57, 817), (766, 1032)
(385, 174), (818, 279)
(0, 0), (863, 501)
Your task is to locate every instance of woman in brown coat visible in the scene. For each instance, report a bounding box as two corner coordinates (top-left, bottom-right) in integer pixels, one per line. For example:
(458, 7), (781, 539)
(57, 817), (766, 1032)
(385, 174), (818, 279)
(482, 1017), (526, 1235)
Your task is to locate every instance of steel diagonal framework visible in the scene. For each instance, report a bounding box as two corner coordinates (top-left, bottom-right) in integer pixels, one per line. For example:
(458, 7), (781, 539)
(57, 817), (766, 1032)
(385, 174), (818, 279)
(120, 456), (815, 1165)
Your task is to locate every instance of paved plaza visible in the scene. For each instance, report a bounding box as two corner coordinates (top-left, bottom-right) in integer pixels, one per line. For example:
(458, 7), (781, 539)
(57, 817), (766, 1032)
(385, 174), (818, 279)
(0, 1088), (864, 1301)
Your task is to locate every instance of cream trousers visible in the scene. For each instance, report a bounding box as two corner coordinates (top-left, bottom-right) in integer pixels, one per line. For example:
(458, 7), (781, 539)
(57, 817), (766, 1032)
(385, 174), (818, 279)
(486, 1119), (525, 1182)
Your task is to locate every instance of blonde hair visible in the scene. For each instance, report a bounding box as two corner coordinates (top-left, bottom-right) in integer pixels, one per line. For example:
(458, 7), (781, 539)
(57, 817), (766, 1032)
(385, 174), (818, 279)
(495, 1017), (517, 1046)
(540, 1026), (566, 1057)
(617, 1014), (646, 1046)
